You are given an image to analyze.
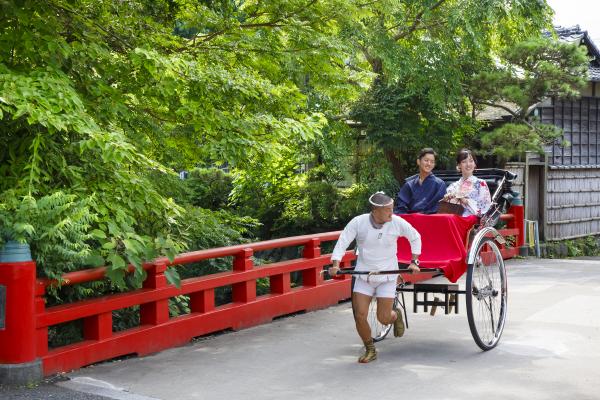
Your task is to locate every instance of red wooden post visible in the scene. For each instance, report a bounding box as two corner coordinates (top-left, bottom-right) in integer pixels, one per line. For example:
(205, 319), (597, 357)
(507, 197), (526, 256)
(302, 239), (322, 287)
(190, 289), (215, 313)
(34, 282), (48, 358)
(270, 273), (291, 294)
(140, 262), (170, 325)
(232, 249), (255, 303)
(83, 312), (113, 340)
(0, 242), (42, 383)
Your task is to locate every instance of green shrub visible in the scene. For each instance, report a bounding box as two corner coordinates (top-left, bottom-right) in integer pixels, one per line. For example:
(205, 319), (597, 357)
(185, 168), (234, 210)
(43, 205), (259, 345)
(146, 170), (194, 206)
(0, 190), (96, 280)
(272, 182), (373, 237)
(541, 236), (600, 258)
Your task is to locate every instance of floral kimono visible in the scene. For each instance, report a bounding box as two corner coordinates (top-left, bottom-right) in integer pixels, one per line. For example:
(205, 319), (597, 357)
(445, 175), (492, 217)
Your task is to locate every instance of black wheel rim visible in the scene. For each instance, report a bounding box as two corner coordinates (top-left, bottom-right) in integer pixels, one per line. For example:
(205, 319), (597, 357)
(466, 239), (507, 350)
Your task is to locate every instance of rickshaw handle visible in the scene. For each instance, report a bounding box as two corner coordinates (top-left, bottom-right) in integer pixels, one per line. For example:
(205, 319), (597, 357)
(334, 267), (444, 275)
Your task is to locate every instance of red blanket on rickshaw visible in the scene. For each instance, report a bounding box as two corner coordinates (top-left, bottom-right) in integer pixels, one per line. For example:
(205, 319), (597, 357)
(396, 213), (478, 283)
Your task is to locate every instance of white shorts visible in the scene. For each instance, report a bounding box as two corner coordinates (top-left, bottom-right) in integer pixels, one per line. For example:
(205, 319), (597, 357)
(353, 275), (397, 298)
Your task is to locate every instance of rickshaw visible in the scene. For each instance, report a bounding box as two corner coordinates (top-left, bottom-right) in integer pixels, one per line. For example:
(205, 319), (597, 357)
(337, 169), (517, 351)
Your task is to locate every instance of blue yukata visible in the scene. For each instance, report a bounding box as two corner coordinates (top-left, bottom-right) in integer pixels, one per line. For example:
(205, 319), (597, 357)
(394, 174), (447, 214)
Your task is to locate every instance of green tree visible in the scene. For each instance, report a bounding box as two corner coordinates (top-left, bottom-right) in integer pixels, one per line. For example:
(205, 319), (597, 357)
(0, 0), (325, 283)
(473, 37), (588, 161)
(343, 0), (554, 182)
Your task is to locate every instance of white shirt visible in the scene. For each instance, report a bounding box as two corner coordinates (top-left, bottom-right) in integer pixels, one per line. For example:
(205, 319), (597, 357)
(331, 214), (421, 272)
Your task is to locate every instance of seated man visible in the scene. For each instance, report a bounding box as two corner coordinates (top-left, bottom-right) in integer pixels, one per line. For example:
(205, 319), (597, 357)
(394, 148), (446, 214)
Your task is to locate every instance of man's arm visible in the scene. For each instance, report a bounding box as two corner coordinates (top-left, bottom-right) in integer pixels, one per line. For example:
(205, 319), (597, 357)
(329, 218), (358, 275)
(394, 182), (412, 214)
(425, 179), (448, 214)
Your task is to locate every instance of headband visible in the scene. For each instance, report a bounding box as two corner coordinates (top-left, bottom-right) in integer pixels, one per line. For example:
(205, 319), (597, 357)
(368, 191), (393, 207)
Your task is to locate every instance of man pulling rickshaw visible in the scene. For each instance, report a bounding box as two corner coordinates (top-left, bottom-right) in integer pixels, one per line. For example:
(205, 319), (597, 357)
(328, 191), (421, 363)
(328, 149), (513, 362)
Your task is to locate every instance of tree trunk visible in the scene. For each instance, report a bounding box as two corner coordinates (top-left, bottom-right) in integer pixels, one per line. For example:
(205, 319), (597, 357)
(384, 149), (406, 184)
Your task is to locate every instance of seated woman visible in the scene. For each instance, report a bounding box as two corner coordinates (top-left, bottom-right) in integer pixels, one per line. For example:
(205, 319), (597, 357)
(397, 149), (492, 282)
(443, 149), (491, 219)
(394, 148), (446, 214)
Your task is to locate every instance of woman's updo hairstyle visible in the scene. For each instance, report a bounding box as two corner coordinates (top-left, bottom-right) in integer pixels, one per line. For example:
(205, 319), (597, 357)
(456, 148), (477, 165)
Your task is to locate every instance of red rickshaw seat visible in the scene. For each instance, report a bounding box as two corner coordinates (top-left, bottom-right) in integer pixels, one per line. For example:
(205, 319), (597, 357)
(396, 213), (478, 283)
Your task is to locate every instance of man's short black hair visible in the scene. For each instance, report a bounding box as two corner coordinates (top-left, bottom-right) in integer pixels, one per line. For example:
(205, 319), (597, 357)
(418, 148), (437, 160)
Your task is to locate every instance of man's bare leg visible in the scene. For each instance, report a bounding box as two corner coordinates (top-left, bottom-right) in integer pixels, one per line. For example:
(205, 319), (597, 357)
(377, 296), (404, 337)
(352, 292), (377, 363)
(352, 292), (374, 344)
(375, 297), (396, 325)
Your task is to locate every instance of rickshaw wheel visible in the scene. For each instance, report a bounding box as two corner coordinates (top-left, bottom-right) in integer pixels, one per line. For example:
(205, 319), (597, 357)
(466, 238), (507, 351)
(367, 294), (398, 342)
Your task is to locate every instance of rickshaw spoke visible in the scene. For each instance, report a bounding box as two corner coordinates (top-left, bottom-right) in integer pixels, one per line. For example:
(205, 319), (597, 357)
(467, 237), (507, 351)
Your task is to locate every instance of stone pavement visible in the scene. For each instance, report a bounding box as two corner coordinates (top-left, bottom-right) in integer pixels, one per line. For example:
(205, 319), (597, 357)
(5, 257), (600, 400)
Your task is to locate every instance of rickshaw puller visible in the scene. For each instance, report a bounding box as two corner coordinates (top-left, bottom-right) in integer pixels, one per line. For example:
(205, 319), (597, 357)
(329, 192), (421, 363)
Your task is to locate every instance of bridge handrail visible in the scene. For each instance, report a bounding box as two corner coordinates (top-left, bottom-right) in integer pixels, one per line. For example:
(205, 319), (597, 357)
(0, 204), (524, 381)
(37, 231), (344, 289)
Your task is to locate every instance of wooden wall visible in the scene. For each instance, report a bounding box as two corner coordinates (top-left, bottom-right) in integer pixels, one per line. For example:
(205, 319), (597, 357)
(538, 96), (600, 166)
(546, 166), (600, 240)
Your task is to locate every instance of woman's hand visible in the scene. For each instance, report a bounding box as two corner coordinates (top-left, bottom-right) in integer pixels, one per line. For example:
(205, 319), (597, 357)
(442, 193), (454, 201)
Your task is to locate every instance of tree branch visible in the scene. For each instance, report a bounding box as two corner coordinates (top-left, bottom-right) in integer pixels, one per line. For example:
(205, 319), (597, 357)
(476, 101), (541, 129)
(392, 0), (448, 42)
(47, 1), (134, 52)
(476, 101), (520, 118)
(193, 0), (319, 44)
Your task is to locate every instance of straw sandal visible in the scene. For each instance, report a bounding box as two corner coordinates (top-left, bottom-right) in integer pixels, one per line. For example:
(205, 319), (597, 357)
(393, 308), (405, 337)
(358, 341), (377, 363)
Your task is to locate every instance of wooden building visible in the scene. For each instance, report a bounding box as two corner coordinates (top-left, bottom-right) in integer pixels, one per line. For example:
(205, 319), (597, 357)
(510, 26), (600, 241)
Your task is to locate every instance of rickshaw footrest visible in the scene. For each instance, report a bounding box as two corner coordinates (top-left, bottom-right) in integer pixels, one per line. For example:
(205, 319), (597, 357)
(411, 283), (460, 314)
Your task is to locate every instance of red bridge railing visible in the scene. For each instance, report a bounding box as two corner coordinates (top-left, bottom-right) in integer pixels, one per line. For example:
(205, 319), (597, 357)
(0, 204), (524, 381)
(35, 232), (356, 376)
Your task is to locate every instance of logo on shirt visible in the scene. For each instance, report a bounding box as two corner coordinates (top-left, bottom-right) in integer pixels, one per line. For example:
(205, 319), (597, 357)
(377, 233), (382, 239)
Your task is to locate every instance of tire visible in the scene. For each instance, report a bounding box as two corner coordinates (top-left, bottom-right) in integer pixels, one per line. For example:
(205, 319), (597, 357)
(368, 294), (399, 342)
(466, 238), (508, 351)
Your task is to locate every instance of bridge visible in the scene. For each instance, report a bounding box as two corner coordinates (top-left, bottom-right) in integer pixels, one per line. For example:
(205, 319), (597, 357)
(31, 258), (600, 399)
(2, 205), (523, 385)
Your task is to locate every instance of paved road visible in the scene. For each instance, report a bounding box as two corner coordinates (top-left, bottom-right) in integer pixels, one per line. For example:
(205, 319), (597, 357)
(0, 376), (111, 400)
(5, 257), (600, 399)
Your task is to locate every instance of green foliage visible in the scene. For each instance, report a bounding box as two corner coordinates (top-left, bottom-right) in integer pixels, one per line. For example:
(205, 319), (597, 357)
(1, 0), (304, 287)
(0, 191), (96, 276)
(184, 168), (234, 210)
(343, 0), (554, 182)
(472, 38), (588, 115)
(542, 236), (600, 258)
(350, 81), (474, 180)
(0, 0), (356, 345)
(169, 296), (190, 317)
(273, 182), (376, 237)
(473, 37), (588, 161)
(113, 306), (141, 333)
(180, 206), (259, 252)
(48, 320), (83, 349)
(174, 206), (259, 280)
(145, 170), (195, 207)
(480, 122), (563, 163)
